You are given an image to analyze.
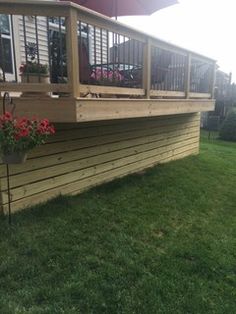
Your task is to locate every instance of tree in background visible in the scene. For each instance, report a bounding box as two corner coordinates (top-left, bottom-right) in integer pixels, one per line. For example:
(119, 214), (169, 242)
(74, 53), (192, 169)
(219, 109), (236, 141)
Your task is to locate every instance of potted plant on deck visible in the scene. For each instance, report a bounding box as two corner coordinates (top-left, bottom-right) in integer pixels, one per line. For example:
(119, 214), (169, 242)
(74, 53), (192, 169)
(20, 61), (50, 97)
(0, 112), (55, 164)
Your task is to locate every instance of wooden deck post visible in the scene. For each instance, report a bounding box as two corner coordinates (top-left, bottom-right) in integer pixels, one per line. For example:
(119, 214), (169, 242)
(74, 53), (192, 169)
(185, 52), (191, 99)
(143, 38), (151, 99)
(65, 8), (80, 98)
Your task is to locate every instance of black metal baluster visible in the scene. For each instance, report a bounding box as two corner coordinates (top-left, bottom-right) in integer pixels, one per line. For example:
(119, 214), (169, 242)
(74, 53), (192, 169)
(0, 30), (6, 82)
(10, 15), (17, 83)
(100, 28), (103, 81)
(106, 30), (109, 81)
(136, 41), (140, 88)
(163, 50), (167, 90)
(93, 26), (97, 81)
(157, 48), (162, 90)
(22, 15), (29, 82)
(173, 53), (176, 91)
(58, 17), (63, 83)
(86, 23), (90, 83)
(137, 41), (140, 66)
(34, 15), (41, 83)
(141, 42), (144, 87)
(181, 55), (185, 91)
(79, 21), (82, 83)
(128, 37), (131, 85)
(155, 47), (158, 90)
(117, 33), (120, 67)
(46, 17), (52, 82)
(112, 31), (115, 84)
(132, 39), (135, 87)
(178, 54), (181, 91)
(150, 47), (153, 90)
(183, 55), (186, 91)
(177, 54), (180, 91)
(123, 35), (125, 83)
(193, 60), (196, 92)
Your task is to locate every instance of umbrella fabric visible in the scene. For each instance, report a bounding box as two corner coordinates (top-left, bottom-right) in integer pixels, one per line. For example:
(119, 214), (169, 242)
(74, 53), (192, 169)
(64, 0), (178, 17)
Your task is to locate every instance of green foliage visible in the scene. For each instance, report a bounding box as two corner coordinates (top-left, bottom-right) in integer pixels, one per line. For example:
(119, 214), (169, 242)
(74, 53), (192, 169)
(19, 62), (48, 75)
(0, 135), (236, 313)
(219, 109), (236, 141)
(0, 112), (55, 155)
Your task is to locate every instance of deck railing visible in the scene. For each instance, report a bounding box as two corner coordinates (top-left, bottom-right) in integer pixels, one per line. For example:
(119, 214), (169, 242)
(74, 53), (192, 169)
(0, 0), (216, 99)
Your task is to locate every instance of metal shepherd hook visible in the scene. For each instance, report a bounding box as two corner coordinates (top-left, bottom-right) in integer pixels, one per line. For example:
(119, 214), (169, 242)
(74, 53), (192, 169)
(2, 92), (15, 224)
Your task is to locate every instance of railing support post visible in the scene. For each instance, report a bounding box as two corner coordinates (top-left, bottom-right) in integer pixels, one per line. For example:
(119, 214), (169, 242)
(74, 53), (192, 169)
(66, 8), (80, 98)
(185, 52), (191, 99)
(143, 38), (151, 99)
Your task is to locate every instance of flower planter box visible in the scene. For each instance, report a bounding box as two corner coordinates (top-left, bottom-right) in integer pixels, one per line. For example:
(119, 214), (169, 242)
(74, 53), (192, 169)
(21, 73), (50, 97)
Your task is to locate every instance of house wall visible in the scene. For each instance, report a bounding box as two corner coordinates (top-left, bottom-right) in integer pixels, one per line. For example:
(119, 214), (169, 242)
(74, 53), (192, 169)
(89, 26), (108, 65)
(2, 15), (49, 83)
(0, 113), (200, 214)
(18, 15), (49, 66)
(7, 15), (108, 83)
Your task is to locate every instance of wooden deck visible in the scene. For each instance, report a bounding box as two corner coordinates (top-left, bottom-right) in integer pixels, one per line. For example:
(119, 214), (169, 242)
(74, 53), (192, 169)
(0, 0), (216, 213)
(0, 0), (216, 122)
(6, 97), (214, 122)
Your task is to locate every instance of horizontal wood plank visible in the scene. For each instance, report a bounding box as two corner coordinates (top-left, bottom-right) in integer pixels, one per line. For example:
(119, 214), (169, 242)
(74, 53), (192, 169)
(80, 85), (145, 96)
(0, 98), (77, 123)
(1, 138), (199, 203)
(19, 120), (201, 158)
(0, 83), (70, 93)
(150, 90), (185, 98)
(76, 99), (215, 121)
(0, 132), (199, 189)
(189, 92), (211, 99)
(0, 121), (200, 178)
(1, 145), (199, 214)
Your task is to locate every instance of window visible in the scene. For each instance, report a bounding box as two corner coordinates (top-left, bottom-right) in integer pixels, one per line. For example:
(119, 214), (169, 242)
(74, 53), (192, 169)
(0, 14), (13, 74)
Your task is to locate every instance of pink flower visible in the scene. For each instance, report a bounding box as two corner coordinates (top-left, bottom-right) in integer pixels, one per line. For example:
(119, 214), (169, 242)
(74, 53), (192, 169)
(1, 111), (13, 122)
(91, 67), (124, 82)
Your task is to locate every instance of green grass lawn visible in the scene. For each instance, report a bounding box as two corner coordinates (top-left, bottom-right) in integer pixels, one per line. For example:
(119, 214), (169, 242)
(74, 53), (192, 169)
(1, 132), (236, 314)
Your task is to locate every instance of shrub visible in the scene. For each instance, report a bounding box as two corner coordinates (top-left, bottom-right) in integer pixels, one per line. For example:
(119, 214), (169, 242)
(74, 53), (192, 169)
(219, 109), (236, 141)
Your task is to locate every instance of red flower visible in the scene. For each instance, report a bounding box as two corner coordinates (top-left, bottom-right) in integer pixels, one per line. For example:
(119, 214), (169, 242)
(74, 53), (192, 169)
(40, 119), (49, 128)
(37, 126), (46, 134)
(48, 126), (55, 134)
(15, 128), (29, 139)
(0, 112), (55, 154)
(1, 111), (12, 122)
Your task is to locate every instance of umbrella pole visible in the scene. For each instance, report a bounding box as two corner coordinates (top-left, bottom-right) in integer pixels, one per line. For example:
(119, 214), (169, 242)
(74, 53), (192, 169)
(115, 0), (118, 20)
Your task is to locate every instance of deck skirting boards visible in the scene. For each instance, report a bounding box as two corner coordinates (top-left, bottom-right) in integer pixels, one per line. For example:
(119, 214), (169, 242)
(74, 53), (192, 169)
(0, 113), (200, 213)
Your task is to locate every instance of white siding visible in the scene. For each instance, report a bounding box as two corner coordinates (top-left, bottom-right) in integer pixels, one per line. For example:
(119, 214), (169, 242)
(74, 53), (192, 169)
(18, 15), (49, 65)
(89, 26), (108, 65)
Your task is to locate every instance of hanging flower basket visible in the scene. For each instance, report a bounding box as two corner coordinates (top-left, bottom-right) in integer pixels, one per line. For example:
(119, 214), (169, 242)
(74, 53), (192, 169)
(2, 152), (27, 165)
(0, 112), (55, 165)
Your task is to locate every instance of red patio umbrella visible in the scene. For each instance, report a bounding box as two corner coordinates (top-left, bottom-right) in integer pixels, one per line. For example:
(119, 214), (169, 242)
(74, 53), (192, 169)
(63, 0), (178, 18)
